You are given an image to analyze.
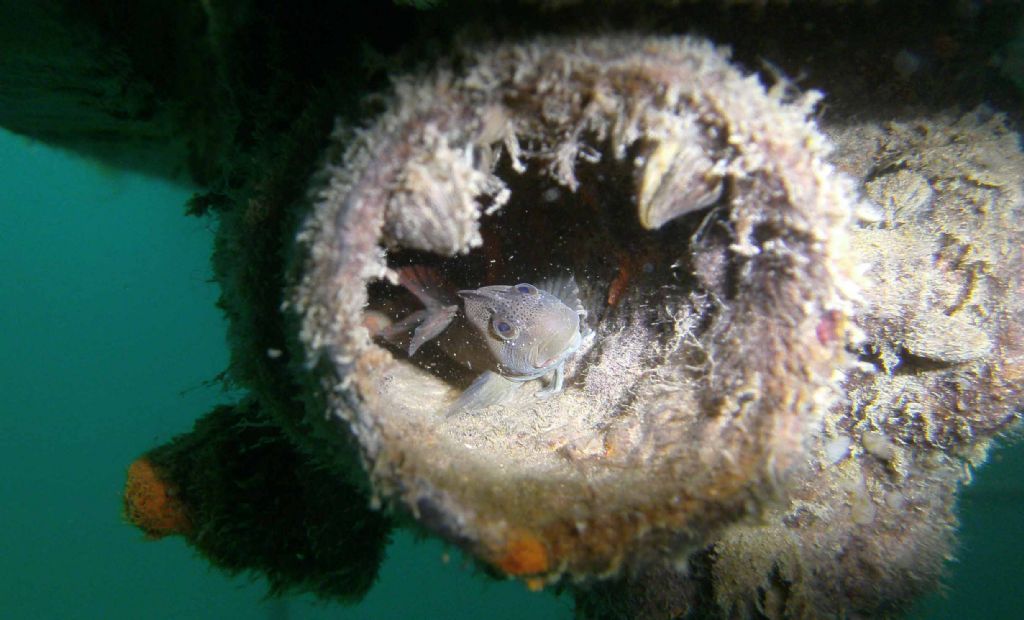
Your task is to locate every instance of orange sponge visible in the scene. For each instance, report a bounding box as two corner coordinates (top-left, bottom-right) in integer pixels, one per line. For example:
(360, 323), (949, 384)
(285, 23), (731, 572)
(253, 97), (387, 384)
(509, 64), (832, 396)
(494, 531), (550, 576)
(123, 458), (192, 539)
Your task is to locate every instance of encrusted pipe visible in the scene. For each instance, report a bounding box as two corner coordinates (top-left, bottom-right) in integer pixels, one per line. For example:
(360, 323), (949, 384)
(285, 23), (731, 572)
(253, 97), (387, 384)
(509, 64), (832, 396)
(288, 35), (862, 584)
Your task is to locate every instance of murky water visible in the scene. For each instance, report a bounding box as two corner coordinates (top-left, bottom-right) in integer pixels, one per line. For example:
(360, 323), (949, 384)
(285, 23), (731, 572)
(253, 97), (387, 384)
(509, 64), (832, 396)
(1, 122), (1021, 618)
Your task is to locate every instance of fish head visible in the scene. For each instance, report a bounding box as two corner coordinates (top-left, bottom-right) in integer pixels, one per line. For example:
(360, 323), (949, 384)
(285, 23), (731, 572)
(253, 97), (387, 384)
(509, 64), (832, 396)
(458, 282), (581, 378)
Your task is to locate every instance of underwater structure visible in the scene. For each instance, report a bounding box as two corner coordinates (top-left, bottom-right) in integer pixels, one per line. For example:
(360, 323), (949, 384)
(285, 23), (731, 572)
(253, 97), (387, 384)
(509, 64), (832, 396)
(4, 1), (1023, 617)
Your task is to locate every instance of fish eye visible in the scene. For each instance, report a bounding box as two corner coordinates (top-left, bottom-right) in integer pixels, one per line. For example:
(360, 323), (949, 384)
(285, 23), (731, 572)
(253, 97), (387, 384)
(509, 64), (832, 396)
(515, 283), (538, 295)
(491, 315), (518, 340)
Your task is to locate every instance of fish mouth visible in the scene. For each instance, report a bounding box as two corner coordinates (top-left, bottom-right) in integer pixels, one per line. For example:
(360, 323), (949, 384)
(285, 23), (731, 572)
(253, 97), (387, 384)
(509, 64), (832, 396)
(533, 330), (580, 369)
(534, 354), (561, 370)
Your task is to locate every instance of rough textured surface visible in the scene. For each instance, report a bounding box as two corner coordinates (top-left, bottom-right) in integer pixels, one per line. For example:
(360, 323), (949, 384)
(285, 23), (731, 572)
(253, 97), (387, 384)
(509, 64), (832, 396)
(574, 108), (1024, 619)
(127, 400), (392, 601)
(7, 1), (1021, 616)
(291, 35), (863, 584)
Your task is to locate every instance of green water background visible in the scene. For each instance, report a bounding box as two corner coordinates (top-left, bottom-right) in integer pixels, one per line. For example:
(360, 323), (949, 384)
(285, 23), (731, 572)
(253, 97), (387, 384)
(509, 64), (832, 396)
(0, 127), (1020, 618)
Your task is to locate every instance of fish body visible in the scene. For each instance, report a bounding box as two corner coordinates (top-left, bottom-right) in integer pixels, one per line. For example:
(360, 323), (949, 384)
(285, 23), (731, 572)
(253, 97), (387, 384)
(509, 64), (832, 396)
(383, 267), (588, 413)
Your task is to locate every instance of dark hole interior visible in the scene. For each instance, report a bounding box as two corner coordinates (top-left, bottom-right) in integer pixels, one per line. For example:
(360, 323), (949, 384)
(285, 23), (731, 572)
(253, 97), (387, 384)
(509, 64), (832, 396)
(365, 140), (726, 393)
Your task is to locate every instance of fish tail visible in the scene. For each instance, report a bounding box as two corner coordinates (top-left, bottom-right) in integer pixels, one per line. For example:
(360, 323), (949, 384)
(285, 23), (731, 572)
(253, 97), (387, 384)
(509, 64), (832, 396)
(408, 304), (458, 356)
(396, 265), (450, 308)
(376, 309), (427, 344)
(375, 303), (458, 356)
(383, 266), (461, 356)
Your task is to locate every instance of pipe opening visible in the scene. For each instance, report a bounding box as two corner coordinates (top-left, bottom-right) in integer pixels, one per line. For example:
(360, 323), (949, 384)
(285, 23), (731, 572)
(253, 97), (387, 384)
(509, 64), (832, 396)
(292, 35), (858, 577)
(362, 138), (725, 472)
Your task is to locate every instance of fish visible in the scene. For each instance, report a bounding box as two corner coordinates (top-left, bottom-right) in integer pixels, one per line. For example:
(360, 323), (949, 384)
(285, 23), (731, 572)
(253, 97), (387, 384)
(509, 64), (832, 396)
(379, 266), (589, 414)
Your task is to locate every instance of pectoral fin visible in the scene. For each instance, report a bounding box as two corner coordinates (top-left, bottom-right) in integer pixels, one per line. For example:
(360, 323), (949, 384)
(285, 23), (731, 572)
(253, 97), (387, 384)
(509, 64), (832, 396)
(535, 364), (565, 399)
(447, 371), (520, 416)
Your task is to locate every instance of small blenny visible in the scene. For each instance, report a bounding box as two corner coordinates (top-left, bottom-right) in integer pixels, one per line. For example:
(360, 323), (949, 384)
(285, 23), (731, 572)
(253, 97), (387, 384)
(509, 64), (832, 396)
(380, 267), (590, 413)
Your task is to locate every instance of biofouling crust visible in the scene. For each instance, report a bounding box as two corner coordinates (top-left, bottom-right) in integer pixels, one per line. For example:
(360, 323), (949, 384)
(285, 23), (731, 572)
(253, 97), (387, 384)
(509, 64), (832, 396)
(290, 34), (862, 583)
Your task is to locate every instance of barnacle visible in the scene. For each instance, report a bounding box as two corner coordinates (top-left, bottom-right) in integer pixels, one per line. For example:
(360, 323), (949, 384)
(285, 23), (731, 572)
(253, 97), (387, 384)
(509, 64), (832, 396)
(573, 107), (1024, 619)
(290, 35), (862, 582)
